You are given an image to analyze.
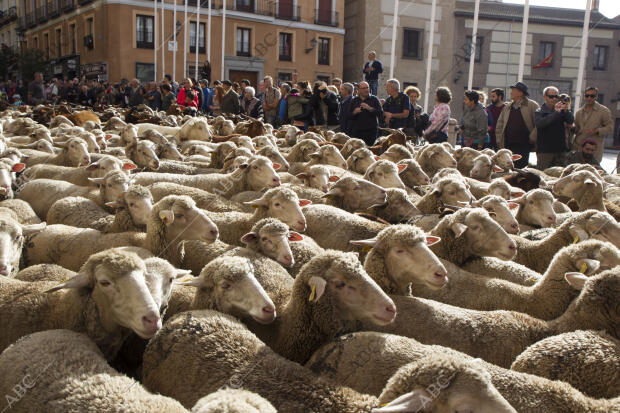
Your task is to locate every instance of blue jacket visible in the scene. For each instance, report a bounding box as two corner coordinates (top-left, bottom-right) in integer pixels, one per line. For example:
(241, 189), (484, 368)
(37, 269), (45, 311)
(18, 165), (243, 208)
(363, 60), (383, 81)
(201, 87), (212, 111)
(338, 95), (353, 135)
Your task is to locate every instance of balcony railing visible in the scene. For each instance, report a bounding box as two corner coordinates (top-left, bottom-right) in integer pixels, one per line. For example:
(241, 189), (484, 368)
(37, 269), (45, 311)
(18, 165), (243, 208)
(275, 5), (300, 22)
(15, 15), (26, 30)
(61, 0), (75, 12)
(26, 11), (37, 28)
(0, 7), (18, 28)
(314, 8), (338, 27)
(78, 0), (93, 6)
(48, 0), (60, 17)
(37, 4), (48, 23)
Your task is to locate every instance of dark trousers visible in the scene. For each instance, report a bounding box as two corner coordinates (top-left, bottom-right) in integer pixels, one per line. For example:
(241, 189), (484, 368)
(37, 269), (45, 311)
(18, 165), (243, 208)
(353, 127), (378, 146)
(368, 80), (378, 96)
(506, 141), (530, 169)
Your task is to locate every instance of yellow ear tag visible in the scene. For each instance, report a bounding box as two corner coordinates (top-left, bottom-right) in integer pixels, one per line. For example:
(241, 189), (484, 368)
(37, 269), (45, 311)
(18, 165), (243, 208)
(161, 215), (167, 223)
(482, 191), (489, 196)
(308, 284), (316, 301)
(579, 262), (587, 273)
(361, 246), (372, 253)
(527, 277), (536, 284)
(182, 277), (193, 282)
(251, 205), (260, 209)
(572, 235), (579, 244)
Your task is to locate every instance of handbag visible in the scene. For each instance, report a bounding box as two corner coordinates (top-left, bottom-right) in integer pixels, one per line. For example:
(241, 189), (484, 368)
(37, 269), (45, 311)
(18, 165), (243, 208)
(426, 119), (448, 142)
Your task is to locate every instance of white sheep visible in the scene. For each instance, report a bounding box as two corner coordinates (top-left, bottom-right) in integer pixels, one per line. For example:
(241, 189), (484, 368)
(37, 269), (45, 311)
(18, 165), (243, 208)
(22, 136), (91, 167)
(364, 159), (407, 189)
(346, 147), (378, 174)
(415, 177), (474, 214)
(514, 188), (557, 230)
(288, 144), (347, 175)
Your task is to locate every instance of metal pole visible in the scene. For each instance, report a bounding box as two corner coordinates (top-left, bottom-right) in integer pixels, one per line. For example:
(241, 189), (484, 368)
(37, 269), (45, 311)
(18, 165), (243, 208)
(389, 0), (398, 79)
(574, 0), (593, 111)
(195, 0), (200, 80)
(154, 0), (158, 82)
(207, 0), (212, 63)
(221, 0), (226, 80)
(161, 0), (165, 79)
(423, 0), (436, 113)
(506, 20), (513, 91)
(517, 0), (530, 82)
(183, 0), (187, 78)
(467, 0), (480, 90)
(173, 0), (177, 82)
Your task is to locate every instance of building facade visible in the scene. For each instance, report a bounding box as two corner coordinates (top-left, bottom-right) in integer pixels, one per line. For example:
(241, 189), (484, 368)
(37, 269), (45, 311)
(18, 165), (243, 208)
(344, 0), (620, 148)
(0, 0), (20, 52)
(10, 0), (344, 84)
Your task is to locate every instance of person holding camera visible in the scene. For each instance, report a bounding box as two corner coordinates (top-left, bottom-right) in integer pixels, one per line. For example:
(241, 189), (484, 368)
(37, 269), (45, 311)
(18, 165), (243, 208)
(350, 81), (383, 145)
(535, 86), (574, 169)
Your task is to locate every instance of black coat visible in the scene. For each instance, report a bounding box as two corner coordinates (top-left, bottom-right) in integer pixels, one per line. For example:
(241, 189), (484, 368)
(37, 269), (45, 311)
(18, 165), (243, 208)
(323, 91), (340, 126)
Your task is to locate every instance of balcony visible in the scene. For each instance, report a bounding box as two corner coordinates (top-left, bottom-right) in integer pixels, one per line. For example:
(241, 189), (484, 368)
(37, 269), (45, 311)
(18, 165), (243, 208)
(15, 15), (26, 30)
(0, 7), (18, 28)
(26, 11), (37, 28)
(275, 5), (300, 22)
(61, 0), (75, 12)
(227, 0), (273, 17)
(37, 5), (48, 23)
(78, 0), (94, 5)
(48, 0), (60, 17)
(314, 8), (338, 27)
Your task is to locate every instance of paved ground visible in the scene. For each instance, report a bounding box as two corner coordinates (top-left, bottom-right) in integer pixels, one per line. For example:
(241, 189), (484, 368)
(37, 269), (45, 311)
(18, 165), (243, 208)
(528, 150), (619, 173)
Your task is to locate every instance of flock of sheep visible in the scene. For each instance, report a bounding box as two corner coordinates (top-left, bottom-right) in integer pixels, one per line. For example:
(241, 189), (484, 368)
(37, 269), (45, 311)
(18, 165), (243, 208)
(0, 104), (618, 413)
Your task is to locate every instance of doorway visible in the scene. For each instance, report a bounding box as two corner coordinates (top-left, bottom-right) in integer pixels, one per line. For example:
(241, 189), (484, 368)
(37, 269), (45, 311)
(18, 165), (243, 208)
(228, 70), (259, 88)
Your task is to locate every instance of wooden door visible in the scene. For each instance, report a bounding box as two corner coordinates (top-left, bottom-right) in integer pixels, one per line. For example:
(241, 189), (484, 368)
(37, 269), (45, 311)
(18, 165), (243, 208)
(278, 0), (293, 18)
(318, 0), (331, 23)
(229, 70), (258, 88)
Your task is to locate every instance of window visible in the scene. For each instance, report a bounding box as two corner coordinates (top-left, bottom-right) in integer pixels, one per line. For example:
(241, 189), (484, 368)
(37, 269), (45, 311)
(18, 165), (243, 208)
(236, 0), (253, 12)
(135, 62), (154, 84)
(316, 75), (330, 84)
(189, 22), (205, 53)
(136, 15), (154, 49)
(278, 72), (292, 83)
(403, 28), (422, 59)
(33, 36), (38, 49)
(318, 37), (330, 65)
(538, 41), (554, 67)
(70, 23), (76, 54)
(279, 32), (292, 61)
(597, 93), (604, 104)
(593, 45), (607, 71)
(55, 28), (61, 56)
(465, 36), (483, 62)
(44, 32), (49, 59)
(236, 28), (251, 57)
(87, 16), (93, 35)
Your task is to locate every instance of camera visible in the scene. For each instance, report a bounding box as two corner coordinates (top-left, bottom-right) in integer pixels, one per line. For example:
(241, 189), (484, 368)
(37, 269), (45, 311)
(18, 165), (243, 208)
(560, 94), (570, 104)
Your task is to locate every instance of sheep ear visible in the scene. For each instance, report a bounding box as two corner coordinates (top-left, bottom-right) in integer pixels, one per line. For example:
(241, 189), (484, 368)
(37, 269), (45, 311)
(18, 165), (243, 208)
(45, 271), (92, 293)
(450, 222), (468, 238)
(299, 199), (312, 207)
(425, 236), (441, 246)
(105, 201), (123, 208)
(308, 152), (321, 160)
(296, 173), (308, 180)
(565, 272), (588, 290)
(272, 163), (282, 170)
(575, 258), (600, 275)
(11, 163), (25, 173)
(510, 195), (526, 205)
(86, 162), (100, 171)
(507, 202), (519, 210)
(374, 156), (380, 161)
(244, 197), (269, 208)
(583, 178), (596, 186)
(288, 231), (303, 242)
(21, 222), (46, 236)
(307, 276), (327, 303)
(240, 232), (258, 244)
(159, 209), (175, 225)
(510, 189), (526, 198)
(397, 164), (407, 173)
(493, 165), (504, 172)
(568, 225), (589, 243)
(323, 186), (344, 198)
(350, 237), (378, 248)
(174, 269), (192, 279)
(371, 389), (433, 412)
(328, 175), (340, 182)
(178, 276), (203, 287)
(88, 177), (105, 185)
(122, 162), (137, 170)
(511, 154), (522, 161)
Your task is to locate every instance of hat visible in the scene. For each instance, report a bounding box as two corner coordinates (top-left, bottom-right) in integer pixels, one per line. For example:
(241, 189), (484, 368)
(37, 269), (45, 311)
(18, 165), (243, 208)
(509, 81), (529, 96)
(13, 94), (20, 99)
(222, 80), (232, 86)
(582, 138), (597, 147)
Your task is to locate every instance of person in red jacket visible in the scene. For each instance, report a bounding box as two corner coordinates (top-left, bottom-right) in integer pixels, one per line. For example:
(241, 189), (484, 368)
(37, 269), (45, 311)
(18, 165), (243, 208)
(177, 78), (198, 108)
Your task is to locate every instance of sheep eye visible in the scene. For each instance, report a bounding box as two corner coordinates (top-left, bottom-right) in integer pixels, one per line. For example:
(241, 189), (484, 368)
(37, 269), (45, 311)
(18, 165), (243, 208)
(274, 202), (281, 207)
(261, 237), (268, 242)
(168, 277), (174, 284)
(129, 203), (135, 207)
(335, 281), (345, 289)
(14, 235), (22, 242)
(395, 249), (404, 254)
(99, 280), (111, 287)
(176, 214), (184, 219)
(221, 282), (231, 290)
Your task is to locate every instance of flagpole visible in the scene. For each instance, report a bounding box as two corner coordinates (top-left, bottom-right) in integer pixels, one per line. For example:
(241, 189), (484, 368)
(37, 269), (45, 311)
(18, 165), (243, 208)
(517, 0), (530, 82)
(207, 0), (212, 63)
(467, 0), (480, 90)
(183, 0), (187, 78)
(195, 0), (200, 80)
(173, 0), (177, 82)
(221, 0), (226, 80)
(423, 0), (437, 113)
(161, 0), (165, 79)
(389, 0), (398, 79)
(574, 0), (593, 111)
(154, 0), (158, 82)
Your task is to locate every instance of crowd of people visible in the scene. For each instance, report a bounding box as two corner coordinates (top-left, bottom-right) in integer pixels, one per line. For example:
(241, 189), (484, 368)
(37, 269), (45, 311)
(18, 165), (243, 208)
(0, 52), (614, 170)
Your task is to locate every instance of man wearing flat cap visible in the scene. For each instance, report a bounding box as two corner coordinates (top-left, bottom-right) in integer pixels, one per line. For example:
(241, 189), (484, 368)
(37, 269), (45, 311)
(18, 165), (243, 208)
(494, 82), (539, 169)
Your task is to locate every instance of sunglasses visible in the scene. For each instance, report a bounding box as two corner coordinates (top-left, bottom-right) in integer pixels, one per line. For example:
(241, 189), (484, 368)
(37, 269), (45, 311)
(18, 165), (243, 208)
(585, 94), (597, 98)
(546, 95), (559, 99)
